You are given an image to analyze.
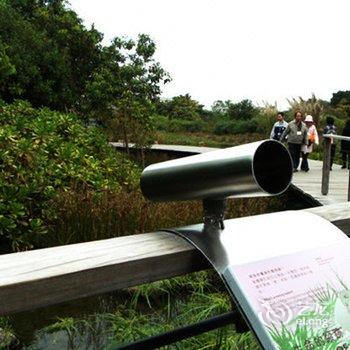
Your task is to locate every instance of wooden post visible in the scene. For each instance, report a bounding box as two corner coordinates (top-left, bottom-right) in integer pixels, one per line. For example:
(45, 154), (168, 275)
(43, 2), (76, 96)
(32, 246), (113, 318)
(348, 170), (350, 201)
(321, 137), (331, 195)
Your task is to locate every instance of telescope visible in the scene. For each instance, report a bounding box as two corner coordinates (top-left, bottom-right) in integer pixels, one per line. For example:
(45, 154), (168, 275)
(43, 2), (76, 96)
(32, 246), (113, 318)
(141, 139), (293, 202)
(141, 139), (293, 229)
(138, 140), (350, 350)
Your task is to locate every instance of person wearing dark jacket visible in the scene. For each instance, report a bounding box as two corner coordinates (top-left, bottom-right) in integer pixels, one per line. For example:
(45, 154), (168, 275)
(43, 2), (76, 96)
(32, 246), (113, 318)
(341, 118), (350, 169)
(270, 112), (288, 141)
(323, 117), (337, 170)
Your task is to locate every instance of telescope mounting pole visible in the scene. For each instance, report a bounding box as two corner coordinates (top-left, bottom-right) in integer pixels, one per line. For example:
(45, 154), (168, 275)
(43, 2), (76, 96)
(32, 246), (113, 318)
(202, 198), (227, 230)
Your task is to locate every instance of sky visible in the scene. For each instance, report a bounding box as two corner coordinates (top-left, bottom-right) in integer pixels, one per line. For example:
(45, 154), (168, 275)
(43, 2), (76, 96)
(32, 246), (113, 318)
(69, 0), (350, 110)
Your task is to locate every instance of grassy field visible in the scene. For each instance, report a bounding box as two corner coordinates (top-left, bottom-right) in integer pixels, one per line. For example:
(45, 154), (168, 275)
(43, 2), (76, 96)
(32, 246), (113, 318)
(154, 131), (265, 148)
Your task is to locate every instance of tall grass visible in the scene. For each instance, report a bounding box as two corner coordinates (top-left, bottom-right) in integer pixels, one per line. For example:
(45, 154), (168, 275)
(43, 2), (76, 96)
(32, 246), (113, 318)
(44, 189), (287, 247)
(25, 271), (260, 350)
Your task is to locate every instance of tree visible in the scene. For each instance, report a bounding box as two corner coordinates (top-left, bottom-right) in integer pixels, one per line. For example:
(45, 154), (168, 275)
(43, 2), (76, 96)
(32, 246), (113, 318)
(0, 0), (103, 111)
(168, 94), (203, 120)
(227, 99), (257, 120)
(330, 91), (350, 108)
(211, 100), (230, 115)
(156, 94), (211, 121)
(211, 99), (257, 120)
(0, 41), (16, 84)
(157, 94), (204, 120)
(84, 34), (170, 156)
(329, 91), (350, 118)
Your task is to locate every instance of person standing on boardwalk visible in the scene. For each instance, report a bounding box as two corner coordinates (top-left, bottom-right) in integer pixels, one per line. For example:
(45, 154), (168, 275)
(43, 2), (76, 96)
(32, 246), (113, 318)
(270, 112), (288, 141)
(341, 118), (350, 169)
(281, 111), (308, 172)
(323, 117), (337, 171)
(300, 115), (319, 172)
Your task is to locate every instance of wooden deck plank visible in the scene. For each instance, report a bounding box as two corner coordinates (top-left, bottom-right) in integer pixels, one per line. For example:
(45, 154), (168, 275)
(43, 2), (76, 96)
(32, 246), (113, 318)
(292, 160), (349, 205)
(110, 142), (217, 154)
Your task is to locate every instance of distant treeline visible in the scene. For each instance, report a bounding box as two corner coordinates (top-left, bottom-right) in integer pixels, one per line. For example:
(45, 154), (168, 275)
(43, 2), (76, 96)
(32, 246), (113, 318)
(153, 93), (350, 136)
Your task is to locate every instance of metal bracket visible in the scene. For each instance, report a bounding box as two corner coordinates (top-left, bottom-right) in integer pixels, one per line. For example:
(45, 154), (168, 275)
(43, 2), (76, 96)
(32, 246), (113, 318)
(202, 198), (227, 230)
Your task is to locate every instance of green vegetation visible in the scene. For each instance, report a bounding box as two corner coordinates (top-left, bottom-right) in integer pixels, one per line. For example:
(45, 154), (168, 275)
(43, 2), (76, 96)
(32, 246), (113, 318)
(0, 0), (169, 154)
(0, 100), (139, 252)
(154, 94), (349, 142)
(0, 317), (17, 348)
(23, 272), (260, 349)
(0, 0), (102, 111)
(85, 34), (170, 157)
(154, 130), (263, 148)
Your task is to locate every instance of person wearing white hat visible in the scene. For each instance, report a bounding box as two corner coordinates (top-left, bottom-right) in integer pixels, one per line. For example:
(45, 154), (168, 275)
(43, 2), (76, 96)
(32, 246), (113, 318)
(301, 115), (319, 172)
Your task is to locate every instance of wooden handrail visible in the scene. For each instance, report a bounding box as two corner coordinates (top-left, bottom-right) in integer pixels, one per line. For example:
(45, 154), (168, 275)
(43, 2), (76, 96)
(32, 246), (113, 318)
(0, 203), (349, 316)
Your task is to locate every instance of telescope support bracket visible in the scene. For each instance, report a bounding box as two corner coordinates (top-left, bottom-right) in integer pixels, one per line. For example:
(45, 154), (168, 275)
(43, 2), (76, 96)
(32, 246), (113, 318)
(202, 198), (227, 230)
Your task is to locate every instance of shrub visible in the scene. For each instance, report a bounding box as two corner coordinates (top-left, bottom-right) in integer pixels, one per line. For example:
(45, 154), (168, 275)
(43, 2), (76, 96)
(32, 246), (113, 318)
(153, 116), (204, 133)
(173, 119), (204, 132)
(254, 104), (279, 136)
(213, 119), (257, 135)
(0, 101), (139, 252)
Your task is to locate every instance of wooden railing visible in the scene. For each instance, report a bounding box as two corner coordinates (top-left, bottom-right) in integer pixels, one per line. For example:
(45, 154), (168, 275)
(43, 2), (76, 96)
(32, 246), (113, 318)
(0, 203), (349, 316)
(322, 134), (350, 199)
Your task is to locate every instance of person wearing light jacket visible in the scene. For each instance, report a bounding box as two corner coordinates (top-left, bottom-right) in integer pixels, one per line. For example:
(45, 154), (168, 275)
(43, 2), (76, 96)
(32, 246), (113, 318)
(281, 111), (308, 172)
(300, 115), (319, 172)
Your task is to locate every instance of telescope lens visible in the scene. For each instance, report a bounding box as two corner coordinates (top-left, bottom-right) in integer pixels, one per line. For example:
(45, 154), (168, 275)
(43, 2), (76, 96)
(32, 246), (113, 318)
(253, 140), (293, 195)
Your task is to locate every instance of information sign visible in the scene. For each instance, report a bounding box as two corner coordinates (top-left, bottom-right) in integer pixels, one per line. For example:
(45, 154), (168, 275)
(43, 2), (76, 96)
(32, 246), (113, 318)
(171, 210), (350, 349)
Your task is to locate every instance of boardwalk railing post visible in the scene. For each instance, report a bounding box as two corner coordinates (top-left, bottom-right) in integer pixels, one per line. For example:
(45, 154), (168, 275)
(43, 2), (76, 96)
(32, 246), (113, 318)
(321, 137), (331, 195)
(348, 170), (350, 201)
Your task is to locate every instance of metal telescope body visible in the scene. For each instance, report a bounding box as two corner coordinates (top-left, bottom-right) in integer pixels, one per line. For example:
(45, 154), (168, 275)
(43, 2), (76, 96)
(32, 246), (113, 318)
(140, 140), (293, 202)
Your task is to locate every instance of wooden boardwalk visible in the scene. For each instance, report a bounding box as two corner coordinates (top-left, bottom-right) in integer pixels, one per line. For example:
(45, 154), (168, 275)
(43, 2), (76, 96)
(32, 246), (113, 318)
(112, 142), (349, 206)
(110, 142), (216, 154)
(292, 159), (348, 206)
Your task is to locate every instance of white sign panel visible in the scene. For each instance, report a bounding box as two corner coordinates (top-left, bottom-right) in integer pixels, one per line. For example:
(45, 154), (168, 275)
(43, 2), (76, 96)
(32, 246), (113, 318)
(171, 211), (350, 349)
